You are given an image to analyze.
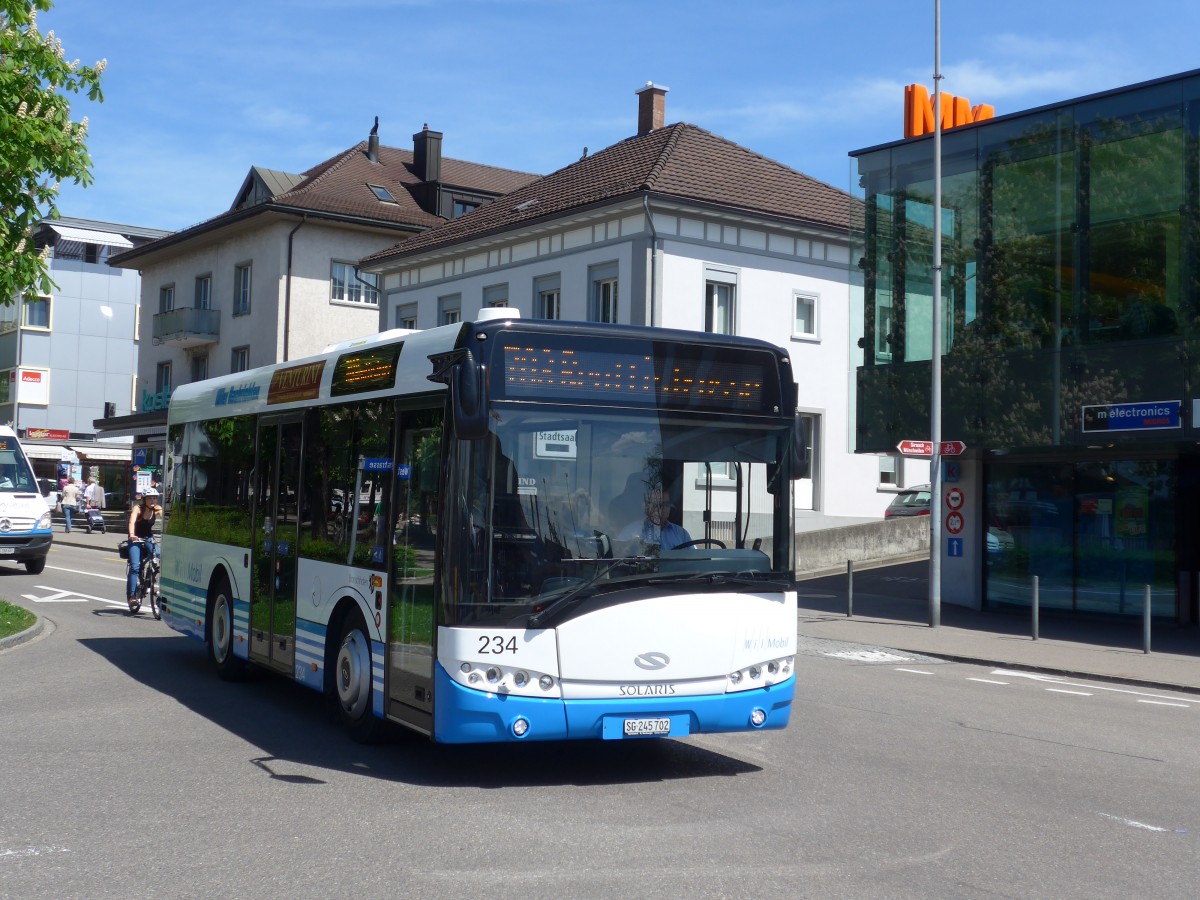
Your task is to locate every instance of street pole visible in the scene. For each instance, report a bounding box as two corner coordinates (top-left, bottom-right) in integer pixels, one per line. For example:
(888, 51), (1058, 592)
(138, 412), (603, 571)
(929, 0), (943, 628)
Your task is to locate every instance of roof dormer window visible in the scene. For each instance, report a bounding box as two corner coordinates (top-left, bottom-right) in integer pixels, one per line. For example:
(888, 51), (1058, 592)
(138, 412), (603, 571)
(367, 183), (397, 203)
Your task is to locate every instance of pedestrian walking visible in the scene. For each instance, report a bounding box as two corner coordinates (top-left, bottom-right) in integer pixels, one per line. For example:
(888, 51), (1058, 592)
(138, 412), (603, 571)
(60, 476), (81, 533)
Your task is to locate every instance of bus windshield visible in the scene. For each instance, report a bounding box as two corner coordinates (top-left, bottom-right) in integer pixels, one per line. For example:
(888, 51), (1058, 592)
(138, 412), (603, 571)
(443, 406), (793, 626)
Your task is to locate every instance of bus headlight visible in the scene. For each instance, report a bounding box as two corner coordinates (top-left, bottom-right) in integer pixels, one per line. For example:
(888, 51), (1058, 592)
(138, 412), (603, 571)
(512, 717), (530, 738)
(750, 708), (767, 727)
(728, 656), (794, 693)
(37, 511), (51, 530)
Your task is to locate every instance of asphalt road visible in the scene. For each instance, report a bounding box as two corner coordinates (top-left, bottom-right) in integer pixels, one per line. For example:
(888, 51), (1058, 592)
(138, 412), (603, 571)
(2, 546), (1198, 898)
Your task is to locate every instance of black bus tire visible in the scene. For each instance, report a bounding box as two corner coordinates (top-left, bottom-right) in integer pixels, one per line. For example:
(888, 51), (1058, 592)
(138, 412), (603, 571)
(209, 574), (245, 681)
(331, 610), (381, 743)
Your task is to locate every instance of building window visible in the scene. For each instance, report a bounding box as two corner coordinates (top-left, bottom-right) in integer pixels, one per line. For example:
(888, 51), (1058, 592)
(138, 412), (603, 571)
(231, 346), (249, 373)
(155, 362), (172, 395)
(195, 275), (212, 309)
(84, 244), (101, 264)
(396, 303), (418, 330)
(331, 262), (380, 305)
(233, 263), (252, 316)
(22, 295), (51, 329)
(483, 283), (508, 308)
(452, 199), (480, 218)
(794, 291), (818, 339)
(159, 285), (175, 314)
(589, 263), (618, 323)
(439, 294), (461, 325)
(704, 269), (737, 334)
(190, 353), (209, 383)
(368, 183), (397, 203)
(534, 274), (561, 320)
(875, 304), (893, 361)
(879, 455), (898, 487)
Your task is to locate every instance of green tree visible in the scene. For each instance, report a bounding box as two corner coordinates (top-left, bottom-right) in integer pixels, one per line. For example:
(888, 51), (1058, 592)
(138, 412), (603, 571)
(0, 0), (105, 302)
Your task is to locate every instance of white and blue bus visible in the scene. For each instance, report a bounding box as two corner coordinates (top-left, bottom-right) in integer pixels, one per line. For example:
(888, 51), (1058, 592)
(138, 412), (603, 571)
(0, 425), (53, 574)
(161, 313), (807, 743)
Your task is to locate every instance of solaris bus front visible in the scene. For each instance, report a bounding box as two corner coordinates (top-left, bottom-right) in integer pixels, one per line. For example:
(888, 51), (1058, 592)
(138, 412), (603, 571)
(420, 322), (808, 742)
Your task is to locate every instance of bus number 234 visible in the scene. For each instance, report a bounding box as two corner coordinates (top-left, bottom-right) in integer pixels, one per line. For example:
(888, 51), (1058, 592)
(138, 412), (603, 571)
(479, 635), (518, 654)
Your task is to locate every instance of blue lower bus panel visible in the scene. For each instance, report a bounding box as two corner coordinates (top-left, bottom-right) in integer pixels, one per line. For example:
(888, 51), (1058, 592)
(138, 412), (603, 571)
(432, 664), (794, 744)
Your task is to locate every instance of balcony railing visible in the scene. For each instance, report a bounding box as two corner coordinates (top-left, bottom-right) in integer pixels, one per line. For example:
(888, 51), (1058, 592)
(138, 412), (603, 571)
(152, 307), (220, 348)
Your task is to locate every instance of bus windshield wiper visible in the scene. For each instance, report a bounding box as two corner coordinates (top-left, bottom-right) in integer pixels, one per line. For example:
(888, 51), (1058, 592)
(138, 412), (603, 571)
(526, 557), (647, 629)
(647, 572), (792, 592)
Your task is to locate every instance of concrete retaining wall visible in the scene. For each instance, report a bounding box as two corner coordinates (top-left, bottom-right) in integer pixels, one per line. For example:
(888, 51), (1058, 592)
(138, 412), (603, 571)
(796, 516), (929, 575)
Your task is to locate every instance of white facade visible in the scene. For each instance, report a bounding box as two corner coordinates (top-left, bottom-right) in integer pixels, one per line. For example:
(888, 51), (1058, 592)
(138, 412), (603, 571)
(375, 200), (926, 528)
(133, 220), (395, 411)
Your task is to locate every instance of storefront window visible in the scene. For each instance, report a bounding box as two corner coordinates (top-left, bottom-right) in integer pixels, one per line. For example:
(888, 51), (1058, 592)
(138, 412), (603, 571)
(986, 458), (1176, 617)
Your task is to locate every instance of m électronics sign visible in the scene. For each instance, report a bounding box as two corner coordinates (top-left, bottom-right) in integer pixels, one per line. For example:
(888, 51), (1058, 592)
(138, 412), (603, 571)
(1081, 401), (1181, 433)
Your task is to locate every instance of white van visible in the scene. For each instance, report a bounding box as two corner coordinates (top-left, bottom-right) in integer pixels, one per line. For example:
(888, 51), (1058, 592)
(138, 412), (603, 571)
(0, 425), (53, 573)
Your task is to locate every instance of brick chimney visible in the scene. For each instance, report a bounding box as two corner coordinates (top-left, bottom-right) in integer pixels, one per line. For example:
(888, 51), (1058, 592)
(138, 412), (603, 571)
(637, 82), (669, 135)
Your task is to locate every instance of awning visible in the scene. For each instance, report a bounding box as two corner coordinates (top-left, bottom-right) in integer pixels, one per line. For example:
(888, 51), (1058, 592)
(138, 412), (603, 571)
(70, 444), (132, 462)
(48, 224), (133, 248)
(22, 444), (72, 461)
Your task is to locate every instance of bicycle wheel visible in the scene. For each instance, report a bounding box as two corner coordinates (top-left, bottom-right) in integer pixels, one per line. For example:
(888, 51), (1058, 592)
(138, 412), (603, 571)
(149, 563), (161, 620)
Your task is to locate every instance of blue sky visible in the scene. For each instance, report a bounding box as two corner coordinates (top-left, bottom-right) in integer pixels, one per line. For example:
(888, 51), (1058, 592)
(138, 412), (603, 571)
(40, 0), (1200, 232)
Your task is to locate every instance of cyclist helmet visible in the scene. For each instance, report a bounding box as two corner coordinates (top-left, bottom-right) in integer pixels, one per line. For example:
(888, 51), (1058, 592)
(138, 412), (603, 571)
(141, 486), (160, 499)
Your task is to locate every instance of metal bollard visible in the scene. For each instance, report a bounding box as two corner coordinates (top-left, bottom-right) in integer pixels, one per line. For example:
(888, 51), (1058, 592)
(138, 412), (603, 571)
(1144, 584), (1152, 654)
(847, 559), (854, 618)
(1032, 575), (1039, 641)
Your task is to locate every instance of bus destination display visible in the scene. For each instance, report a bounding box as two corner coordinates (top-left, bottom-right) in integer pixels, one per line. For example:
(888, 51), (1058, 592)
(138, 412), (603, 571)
(331, 342), (403, 397)
(499, 341), (773, 410)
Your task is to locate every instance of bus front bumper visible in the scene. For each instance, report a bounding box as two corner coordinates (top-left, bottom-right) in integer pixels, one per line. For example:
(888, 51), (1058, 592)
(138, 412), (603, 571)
(431, 663), (794, 744)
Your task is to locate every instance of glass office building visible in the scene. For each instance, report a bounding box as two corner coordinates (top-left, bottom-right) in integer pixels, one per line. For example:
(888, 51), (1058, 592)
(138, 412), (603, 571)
(851, 69), (1200, 624)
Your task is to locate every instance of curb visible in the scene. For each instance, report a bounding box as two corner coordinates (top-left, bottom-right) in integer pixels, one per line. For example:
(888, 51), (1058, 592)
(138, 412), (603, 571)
(0, 611), (44, 652)
(803, 630), (1200, 698)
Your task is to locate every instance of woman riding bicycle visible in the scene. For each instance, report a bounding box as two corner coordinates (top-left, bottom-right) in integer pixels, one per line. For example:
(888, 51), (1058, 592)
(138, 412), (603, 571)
(127, 487), (162, 612)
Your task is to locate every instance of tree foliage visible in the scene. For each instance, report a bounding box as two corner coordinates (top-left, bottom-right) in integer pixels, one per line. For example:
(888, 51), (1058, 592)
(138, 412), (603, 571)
(0, 0), (104, 303)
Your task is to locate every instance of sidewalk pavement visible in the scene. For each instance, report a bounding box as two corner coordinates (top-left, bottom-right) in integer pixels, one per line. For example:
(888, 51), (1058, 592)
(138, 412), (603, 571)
(35, 533), (1200, 694)
(798, 560), (1200, 695)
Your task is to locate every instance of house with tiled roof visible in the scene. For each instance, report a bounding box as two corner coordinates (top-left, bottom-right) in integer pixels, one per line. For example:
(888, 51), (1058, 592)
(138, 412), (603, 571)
(363, 85), (894, 525)
(102, 122), (537, 454)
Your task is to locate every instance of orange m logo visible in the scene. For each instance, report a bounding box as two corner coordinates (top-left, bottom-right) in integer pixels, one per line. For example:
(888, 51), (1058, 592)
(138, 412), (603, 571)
(904, 84), (995, 139)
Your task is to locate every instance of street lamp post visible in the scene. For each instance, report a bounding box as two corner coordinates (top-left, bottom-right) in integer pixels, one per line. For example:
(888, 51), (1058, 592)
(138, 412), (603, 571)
(929, 0), (944, 628)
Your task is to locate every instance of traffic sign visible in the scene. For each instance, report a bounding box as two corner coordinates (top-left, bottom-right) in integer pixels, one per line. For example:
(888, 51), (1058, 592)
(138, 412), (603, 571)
(945, 511), (964, 535)
(940, 440), (967, 456)
(897, 439), (934, 456)
(946, 487), (964, 510)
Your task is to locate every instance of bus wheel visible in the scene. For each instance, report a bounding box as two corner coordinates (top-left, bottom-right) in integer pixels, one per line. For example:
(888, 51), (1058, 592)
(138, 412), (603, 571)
(209, 576), (244, 681)
(333, 613), (380, 743)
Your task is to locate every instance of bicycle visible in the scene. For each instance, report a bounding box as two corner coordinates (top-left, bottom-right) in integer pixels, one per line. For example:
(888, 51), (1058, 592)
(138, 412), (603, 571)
(123, 535), (161, 619)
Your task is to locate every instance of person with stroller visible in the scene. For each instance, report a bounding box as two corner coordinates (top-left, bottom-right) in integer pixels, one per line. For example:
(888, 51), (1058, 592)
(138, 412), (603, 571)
(126, 487), (162, 611)
(81, 477), (106, 532)
(60, 476), (82, 533)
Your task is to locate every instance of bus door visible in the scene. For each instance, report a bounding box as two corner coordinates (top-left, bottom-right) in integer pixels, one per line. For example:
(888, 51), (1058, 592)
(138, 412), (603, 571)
(249, 417), (303, 673)
(386, 410), (443, 732)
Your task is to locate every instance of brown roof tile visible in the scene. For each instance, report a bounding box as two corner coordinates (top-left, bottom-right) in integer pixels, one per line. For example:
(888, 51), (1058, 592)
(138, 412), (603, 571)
(363, 123), (854, 266)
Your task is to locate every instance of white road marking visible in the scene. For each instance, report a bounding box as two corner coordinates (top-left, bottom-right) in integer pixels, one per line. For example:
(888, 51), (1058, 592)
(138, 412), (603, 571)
(823, 649), (914, 663)
(22, 586), (125, 608)
(993, 669), (1200, 705)
(1137, 700), (1189, 708)
(1100, 813), (1169, 832)
(46, 564), (124, 582)
(0, 845), (71, 858)
(895, 667), (935, 675)
(968, 678), (1009, 685)
(1046, 688), (1092, 696)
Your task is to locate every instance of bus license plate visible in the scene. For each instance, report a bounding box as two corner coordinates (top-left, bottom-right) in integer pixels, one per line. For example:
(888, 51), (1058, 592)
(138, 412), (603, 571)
(0, 548), (13, 555)
(623, 717), (670, 737)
